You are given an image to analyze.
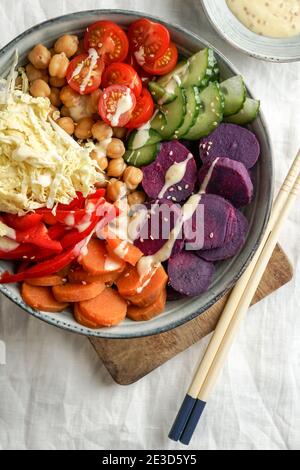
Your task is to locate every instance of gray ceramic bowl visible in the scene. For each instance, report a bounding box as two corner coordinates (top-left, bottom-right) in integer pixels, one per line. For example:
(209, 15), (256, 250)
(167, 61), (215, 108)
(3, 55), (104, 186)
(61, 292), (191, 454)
(0, 10), (274, 339)
(202, 0), (300, 62)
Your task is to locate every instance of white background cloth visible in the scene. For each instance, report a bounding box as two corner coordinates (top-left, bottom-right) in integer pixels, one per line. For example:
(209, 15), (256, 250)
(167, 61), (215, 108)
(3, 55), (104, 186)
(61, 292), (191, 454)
(0, 0), (299, 451)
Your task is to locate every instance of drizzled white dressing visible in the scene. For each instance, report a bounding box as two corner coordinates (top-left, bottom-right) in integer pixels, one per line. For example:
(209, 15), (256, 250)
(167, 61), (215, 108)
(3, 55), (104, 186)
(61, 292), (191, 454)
(200, 157), (219, 194)
(0, 238), (19, 253)
(71, 48), (99, 94)
(107, 87), (133, 127)
(158, 153), (194, 199)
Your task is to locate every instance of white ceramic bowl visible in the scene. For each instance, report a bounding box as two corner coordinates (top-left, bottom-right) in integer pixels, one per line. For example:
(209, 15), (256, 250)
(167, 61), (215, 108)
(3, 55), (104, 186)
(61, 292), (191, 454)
(202, 0), (300, 62)
(0, 10), (274, 338)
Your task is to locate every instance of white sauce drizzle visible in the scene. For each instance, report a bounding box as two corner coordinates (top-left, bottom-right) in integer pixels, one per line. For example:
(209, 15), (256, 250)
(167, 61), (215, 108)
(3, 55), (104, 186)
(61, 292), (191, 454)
(158, 153), (194, 199)
(137, 192), (202, 280)
(104, 256), (122, 272)
(71, 48), (99, 94)
(134, 47), (146, 65)
(65, 213), (75, 226)
(200, 157), (219, 194)
(114, 240), (129, 259)
(107, 87), (133, 127)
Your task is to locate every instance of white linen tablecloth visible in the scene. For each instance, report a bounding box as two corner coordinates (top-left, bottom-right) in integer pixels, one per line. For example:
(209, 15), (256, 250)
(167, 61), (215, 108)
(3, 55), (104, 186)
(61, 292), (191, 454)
(0, 0), (299, 451)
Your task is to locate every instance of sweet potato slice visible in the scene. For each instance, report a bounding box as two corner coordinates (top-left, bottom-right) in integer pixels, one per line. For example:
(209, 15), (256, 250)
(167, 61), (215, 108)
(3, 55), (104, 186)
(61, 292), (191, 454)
(102, 227), (143, 266)
(127, 288), (167, 322)
(21, 283), (68, 313)
(78, 287), (127, 327)
(68, 268), (122, 284)
(74, 304), (100, 329)
(124, 265), (168, 308)
(79, 239), (125, 275)
(52, 280), (105, 303)
(27, 275), (64, 287)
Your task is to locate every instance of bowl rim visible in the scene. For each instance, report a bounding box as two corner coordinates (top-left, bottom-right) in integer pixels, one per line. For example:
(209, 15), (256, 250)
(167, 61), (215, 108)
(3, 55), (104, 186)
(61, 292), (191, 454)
(0, 9), (274, 339)
(201, 0), (300, 63)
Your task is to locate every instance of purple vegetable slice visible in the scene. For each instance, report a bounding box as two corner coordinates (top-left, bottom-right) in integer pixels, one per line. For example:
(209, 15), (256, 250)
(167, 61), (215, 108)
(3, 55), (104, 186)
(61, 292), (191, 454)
(142, 141), (197, 203)
(199, 123), (260, 169)
(198, 210), (249, 262)
(184, 194), (237, 250)
(167, 285), (187, 301)
(132, 199), (184, 256)
(198, 157), (254, 208)
(168, 252), (215, 297)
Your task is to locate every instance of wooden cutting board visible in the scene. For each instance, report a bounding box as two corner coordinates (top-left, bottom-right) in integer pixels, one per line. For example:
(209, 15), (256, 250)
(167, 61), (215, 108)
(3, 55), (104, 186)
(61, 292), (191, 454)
(89, 245), (293, 385)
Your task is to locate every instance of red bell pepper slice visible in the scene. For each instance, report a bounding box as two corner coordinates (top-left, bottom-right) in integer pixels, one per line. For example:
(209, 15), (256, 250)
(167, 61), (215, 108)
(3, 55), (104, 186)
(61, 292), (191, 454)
(0, 244), (82, 284)
(3, 213), (43, 231)
(47, 224), (67, 241)
(14, 223), (63, 253)
(0, 244), (36, 260)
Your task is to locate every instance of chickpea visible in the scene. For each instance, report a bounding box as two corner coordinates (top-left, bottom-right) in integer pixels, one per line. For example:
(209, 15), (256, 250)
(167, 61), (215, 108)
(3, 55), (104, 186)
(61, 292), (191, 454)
(49, 87), (62, 107)
(28, 44), (51, 70)
(106, 138), (126, 159)
(107, 180), (127, 203)
(91, 150), (109, 171)
(128, 191), (146, 206)
(26, 63), (49, 83)
(57, 117), (75, 135)
(54, 35), (79, 58)
(107, 158), (127, 178)
(113, 127), (127, 139)
(49, 76), (66, 88)
(74, 117), (94, 140)
(60, 85), (81, 107)
(123, 167), (143, 191)
(30, 79), (51, 98)
(60, 105), (71, 117)
(49, 53), (69, 78)
(87, 89), (102, 114)
(92, 121), (113, 142)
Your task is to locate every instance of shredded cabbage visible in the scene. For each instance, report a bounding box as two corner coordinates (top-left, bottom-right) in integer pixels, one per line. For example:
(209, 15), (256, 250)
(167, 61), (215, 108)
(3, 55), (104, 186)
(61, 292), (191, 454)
(0, 53), (103, 215)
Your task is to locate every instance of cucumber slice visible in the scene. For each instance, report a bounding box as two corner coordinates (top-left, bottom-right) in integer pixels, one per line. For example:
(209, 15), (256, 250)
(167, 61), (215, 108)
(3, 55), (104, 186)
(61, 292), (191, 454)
(151, 83), (186, 140)
(157, 60), (188, 88)
(181, 48), (218, 88)
(148, 81), (177, 105)
(127, 128), (161, 150)
(220, 75), (246, 117)
(183, 82), (224, 140)
(225, 98), (260, 125)
(173, 86), (201, 139)
(123, 143), (160, 168)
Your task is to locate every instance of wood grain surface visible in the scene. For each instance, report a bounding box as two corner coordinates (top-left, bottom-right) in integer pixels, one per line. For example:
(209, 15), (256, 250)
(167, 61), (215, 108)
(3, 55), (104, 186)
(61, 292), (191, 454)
(89, 245), (293, 385)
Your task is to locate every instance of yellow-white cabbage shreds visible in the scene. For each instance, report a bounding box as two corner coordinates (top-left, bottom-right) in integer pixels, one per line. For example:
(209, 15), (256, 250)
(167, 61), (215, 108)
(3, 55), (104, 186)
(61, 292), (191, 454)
(0, 89), (101, 215)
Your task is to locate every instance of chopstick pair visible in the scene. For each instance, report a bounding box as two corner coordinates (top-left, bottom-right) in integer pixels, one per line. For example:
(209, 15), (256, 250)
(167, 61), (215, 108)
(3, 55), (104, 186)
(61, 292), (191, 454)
(169, 149), (300, 445)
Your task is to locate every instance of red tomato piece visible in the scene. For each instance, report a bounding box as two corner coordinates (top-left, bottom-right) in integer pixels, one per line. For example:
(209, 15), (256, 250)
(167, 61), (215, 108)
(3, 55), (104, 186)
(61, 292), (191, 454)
(142, 42), (178, 76)
(126, 88), (154, 129)
(66, 53), (105, 95)
(99, 85), (136, 127)
(128, 19), (170, 64)
(126, 53), (153, 86)
(102, 63), (142, 98)
(84, 21), (129, 64)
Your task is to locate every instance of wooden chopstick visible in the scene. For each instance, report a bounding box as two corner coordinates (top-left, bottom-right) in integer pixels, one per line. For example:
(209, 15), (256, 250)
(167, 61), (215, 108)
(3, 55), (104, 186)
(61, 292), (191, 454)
(169, 150), (300, 445)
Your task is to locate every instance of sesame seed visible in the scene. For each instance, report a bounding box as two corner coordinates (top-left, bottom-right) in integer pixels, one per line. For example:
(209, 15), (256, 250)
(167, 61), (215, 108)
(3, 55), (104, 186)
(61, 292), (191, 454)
(210, 232), (214, 239)
(185, 184), (189, 190)
(178, 186), (182, 191)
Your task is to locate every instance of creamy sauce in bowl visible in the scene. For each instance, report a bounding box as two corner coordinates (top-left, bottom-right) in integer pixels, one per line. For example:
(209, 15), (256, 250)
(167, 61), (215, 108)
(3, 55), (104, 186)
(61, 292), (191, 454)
(226, 0), (300, 38)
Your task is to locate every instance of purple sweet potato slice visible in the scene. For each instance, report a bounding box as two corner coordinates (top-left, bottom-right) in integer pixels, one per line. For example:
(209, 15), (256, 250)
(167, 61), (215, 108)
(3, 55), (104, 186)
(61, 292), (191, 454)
(167, 285), (187, 301)
(133, 200), (184, 256)
(142, 141), (197, 203)
(198, 157), (254, 208)
(199, 123), (260, 169)
(198, 210), (249, 262)
(184, 194), (237, 250)
(168, 252), (215, 297)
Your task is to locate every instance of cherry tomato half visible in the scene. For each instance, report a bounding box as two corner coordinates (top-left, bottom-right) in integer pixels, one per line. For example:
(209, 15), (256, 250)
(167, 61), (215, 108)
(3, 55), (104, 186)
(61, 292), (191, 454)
(102, 63), (142, 98)
(126, 88), (154, 129)
(128, 18), (170, 65)
(99, 85), (137, 127)
(126, 53), (153, 86)
(66, 53), (105, 95)
(84, 21), (129, 64)
(142, 42), (178, 76)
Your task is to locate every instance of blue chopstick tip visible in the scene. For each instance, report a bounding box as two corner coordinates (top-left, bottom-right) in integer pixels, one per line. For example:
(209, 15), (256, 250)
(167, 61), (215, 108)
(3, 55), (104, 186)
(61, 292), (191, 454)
(179, 399), (207, 446)
(168, 395), (197, 442)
